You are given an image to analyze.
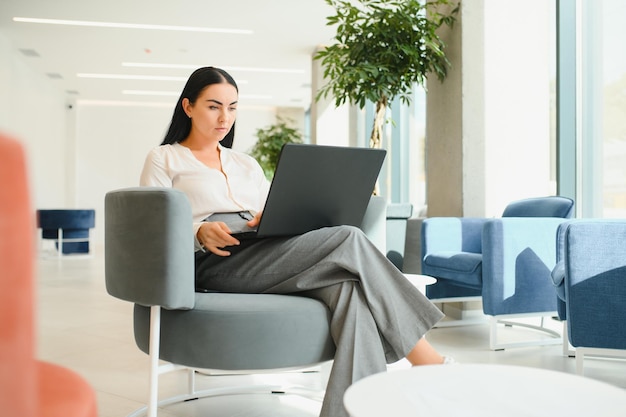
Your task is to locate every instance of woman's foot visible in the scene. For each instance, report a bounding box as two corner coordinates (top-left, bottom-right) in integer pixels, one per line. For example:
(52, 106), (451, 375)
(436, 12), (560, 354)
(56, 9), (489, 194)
(442, 356), (457, 364)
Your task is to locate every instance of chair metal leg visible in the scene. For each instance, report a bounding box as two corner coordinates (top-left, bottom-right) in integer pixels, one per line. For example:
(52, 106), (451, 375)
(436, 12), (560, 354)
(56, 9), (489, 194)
(562, 321), (575, 357)
(58, 228), (63, 258)
(148, 306), (161, 417)
(489, 314), (562, 351)
(576, 349), (585, 375)
(574, 347), (626, 376)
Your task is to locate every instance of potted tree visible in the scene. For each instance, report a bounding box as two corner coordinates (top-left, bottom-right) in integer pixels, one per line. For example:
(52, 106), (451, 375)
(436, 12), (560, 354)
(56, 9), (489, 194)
(249, 117), (303, 179)
(314, 0), (459, 149)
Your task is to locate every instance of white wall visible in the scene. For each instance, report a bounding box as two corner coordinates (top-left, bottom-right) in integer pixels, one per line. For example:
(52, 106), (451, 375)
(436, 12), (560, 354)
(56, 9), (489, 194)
(427, 0), (554, 217)
(481, 0), (554, 216)
(1, 30), (298, 246)
(73, 101), (279, 243)
(0, 33), (68, 210)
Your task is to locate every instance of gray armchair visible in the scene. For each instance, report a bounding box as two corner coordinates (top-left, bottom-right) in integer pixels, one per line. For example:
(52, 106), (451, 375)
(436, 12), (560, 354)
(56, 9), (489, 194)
(420, 196), (574, 350)
(104, 187), (387, 416)
(551, 220), (626, 374)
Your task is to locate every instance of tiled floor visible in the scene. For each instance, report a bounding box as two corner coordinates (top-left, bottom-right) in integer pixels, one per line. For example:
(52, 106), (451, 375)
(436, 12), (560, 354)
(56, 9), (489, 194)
(36, 248), (626, 417)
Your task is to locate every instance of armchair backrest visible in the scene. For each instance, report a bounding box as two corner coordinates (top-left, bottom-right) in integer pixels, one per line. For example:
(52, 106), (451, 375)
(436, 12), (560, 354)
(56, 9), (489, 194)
(502, 196), (574, 218)
(37, 209), (95, 230)
(105, 187), (195, 310)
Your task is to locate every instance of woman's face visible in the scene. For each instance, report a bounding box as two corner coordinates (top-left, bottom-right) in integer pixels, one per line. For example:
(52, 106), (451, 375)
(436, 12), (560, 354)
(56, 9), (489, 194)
(184, 82), (238, 142)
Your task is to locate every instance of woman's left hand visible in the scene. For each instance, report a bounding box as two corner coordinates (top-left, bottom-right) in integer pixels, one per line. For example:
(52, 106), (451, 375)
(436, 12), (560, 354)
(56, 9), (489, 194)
(247, 211), (262, 228)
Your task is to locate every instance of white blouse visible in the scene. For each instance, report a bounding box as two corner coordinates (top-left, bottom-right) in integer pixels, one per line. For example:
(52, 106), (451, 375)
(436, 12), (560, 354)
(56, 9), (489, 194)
(140, 143), (270, 250)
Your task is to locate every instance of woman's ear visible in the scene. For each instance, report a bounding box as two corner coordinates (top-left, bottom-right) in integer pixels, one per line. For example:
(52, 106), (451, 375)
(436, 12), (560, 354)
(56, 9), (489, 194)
(182, 98), (192, 118)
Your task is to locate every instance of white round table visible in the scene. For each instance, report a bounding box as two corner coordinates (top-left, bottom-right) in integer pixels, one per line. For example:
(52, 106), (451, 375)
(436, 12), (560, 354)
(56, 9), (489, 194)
(403, 273), (436, 294)
(344, 364), (626, 417)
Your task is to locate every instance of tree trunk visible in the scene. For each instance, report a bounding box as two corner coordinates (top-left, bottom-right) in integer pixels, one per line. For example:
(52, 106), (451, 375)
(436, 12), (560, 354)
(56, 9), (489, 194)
(369, 96), (387, 195)
(369, 96), (388, 149)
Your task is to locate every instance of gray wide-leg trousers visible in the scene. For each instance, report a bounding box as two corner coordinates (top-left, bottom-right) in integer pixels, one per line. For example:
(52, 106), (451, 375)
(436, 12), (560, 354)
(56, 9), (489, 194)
(195, 225), (444, 417)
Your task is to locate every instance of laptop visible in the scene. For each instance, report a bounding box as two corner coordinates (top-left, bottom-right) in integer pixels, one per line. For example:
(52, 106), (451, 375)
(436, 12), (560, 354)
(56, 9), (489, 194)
(209, 143), (386, 239)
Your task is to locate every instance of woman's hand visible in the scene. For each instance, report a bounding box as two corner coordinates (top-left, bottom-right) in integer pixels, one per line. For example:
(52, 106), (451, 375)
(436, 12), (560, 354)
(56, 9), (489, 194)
(197, 222), (240, 256)
(247, 210), (263, 228)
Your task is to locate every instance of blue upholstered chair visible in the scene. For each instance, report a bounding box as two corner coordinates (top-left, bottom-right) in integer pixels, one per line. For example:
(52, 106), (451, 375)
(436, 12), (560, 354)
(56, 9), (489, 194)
(37, 209), (95, 256)
(551, 220), (626, 374)
(421, 196), (574, 350)
(104, 187), (387, 417)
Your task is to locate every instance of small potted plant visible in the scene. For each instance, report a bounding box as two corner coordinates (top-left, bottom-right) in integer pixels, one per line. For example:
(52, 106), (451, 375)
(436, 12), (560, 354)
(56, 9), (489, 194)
(249, 117), (303, 179)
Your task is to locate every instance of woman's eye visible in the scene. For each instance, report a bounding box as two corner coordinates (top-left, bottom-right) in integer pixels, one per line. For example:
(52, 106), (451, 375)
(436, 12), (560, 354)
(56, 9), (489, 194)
(229, 107), (237, 112)
(208, 105), (219, 110)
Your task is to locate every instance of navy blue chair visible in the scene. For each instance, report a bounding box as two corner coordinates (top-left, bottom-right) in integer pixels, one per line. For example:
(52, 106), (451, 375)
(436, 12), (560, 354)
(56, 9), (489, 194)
(551, 220), (626, 374)
(37, 209), (95, 256)
(421, 196), (574, 350)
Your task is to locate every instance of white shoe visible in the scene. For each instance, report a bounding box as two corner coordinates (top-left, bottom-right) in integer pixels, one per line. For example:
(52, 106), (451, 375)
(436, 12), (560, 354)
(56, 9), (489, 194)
(442, 356), (457, 365)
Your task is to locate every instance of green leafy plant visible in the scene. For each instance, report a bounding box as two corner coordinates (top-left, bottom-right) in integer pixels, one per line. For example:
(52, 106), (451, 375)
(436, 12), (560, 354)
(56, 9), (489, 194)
(249, 117), (303, 179)
(315, 0), (458, 149)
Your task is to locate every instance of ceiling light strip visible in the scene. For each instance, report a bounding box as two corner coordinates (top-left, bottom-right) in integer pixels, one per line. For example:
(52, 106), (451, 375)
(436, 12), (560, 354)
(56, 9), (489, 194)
(123, 90), (180, 96)
(78, 73), (187, 81)
(13, 17), (253, 35)
(122, 62), (305, 74)
(122, 90), (271, 100)
(79, 73), (249, 84)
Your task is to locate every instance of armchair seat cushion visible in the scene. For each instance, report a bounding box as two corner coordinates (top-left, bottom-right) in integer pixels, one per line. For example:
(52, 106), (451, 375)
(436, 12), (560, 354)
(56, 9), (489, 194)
(423, 251), (483, 288)
(133, 292), (335, 371)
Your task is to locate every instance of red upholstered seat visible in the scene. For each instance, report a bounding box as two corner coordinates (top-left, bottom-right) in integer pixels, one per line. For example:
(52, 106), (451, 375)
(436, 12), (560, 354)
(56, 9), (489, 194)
(0, 133), (97, 417)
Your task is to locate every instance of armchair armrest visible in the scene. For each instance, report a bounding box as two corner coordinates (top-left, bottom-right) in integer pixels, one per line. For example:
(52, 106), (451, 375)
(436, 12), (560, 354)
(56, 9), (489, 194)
(481, 218), (565, 315)
(563, 220), (626, 349)
(105, 187), (195, 310)
(421, 217), (489, 256)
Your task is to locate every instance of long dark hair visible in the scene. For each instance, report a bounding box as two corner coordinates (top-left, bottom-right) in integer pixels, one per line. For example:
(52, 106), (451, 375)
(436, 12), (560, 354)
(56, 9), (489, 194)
(161, 66), (238, 148)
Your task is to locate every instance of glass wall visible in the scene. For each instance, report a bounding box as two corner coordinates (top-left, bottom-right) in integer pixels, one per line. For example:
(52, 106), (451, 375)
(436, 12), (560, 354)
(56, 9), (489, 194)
(583, 0), (626, 217)
(561, 0), (626, 217)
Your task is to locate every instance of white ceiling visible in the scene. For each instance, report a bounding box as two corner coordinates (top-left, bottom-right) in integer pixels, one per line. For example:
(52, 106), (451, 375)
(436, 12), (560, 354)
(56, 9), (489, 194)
(0, 0), (337, 109)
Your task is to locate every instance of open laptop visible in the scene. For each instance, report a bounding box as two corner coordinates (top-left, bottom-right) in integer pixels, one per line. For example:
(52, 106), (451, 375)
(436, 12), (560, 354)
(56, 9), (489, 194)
(210, 143), (386, 239)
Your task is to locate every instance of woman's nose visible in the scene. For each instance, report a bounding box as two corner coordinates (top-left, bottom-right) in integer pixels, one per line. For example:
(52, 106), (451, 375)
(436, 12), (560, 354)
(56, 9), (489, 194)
(218, 109), (229, 122)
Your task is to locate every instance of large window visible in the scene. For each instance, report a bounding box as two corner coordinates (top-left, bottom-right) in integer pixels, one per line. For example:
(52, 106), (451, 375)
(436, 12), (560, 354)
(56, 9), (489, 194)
(560, 0), (626, 217)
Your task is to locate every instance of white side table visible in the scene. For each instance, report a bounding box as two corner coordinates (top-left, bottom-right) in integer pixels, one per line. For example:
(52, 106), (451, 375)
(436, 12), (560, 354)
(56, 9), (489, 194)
(344, 364), (626, 417)
(403, 273), (436, 294)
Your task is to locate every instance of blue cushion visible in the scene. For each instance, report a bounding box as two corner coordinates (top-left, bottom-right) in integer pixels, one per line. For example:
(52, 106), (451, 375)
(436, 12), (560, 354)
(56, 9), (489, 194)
(423, 251), (483, 288)
(502, 196), (574, 218)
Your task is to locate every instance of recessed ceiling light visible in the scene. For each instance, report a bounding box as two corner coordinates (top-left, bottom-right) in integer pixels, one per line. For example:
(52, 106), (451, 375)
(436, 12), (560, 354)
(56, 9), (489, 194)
(13, 17), (253, 35)
(19, 48), (40, 57)
(122, 62), (305, 74)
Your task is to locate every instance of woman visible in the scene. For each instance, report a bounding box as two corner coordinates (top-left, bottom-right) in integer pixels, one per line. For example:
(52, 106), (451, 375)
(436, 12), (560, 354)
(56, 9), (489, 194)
(140, 66), (451, 417)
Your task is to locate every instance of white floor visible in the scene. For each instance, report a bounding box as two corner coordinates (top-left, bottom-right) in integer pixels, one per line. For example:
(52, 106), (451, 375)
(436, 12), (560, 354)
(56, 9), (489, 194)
(35, 248), (626, 417)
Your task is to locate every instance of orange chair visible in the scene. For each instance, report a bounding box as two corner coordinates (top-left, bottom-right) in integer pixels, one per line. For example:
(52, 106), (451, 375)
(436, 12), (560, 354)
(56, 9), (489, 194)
(0, 133), (97, 417)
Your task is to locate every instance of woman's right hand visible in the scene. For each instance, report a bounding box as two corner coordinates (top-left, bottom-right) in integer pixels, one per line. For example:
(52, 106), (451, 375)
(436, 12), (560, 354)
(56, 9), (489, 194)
(197, 222), (240, 256)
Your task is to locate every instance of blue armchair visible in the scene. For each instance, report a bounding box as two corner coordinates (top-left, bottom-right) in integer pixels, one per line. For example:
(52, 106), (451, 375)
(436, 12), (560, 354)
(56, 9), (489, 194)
(421, 196), (574, 350)
(551, 220), (626, 374)
(37, 209), (95, 257)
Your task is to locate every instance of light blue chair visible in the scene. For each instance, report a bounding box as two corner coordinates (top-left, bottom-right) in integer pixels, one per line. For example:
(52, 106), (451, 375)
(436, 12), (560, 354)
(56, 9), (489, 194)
(551, 220), (626, 374)
(420, 196), (574, 350)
